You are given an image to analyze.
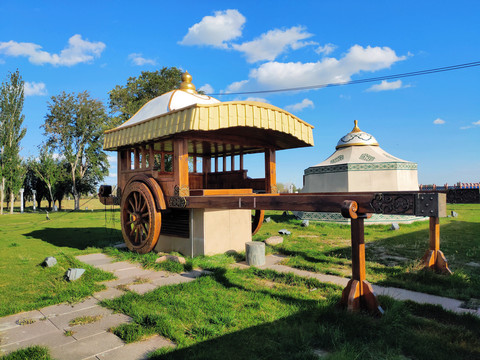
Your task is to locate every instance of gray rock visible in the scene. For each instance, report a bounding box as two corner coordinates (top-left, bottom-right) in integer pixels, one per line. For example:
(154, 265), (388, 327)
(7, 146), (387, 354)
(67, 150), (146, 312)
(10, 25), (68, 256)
(278, 229), (291, 235)
(390, 223), (400, 231)
(264, 217), (271, 223)
(264, 236), (283, 246)
(42, 256), (57, 267)
(301, 220), (309, 227)
(65, 268), (85, 281)
(113, 242), (127, 249)
(451, 211), (458, 217)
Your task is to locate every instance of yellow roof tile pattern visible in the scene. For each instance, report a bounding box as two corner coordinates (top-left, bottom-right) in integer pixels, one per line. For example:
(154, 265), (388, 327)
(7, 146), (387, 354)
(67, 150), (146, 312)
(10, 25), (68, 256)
(104, 101), (314, 151)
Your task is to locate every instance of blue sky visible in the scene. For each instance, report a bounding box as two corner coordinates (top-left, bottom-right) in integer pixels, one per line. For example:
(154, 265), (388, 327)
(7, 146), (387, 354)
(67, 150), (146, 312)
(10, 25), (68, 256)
(1, 1), (479, 188)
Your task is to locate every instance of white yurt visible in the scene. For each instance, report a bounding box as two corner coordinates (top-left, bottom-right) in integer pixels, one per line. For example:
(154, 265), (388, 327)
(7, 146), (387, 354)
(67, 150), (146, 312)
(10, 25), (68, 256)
(296, 120), (425, 224)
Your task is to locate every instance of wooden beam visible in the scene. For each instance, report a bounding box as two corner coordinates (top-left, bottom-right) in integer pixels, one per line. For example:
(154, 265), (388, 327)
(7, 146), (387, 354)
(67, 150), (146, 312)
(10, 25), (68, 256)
(231, 154), (235, 171)
(240, 149), (244, 170)
(265, 148), (276, 193)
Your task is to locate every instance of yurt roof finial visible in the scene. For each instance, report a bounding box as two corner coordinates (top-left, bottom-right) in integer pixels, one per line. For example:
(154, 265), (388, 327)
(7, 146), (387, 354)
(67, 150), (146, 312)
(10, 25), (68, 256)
(179, 71), (197, 94)
(352, 120), (361, 133)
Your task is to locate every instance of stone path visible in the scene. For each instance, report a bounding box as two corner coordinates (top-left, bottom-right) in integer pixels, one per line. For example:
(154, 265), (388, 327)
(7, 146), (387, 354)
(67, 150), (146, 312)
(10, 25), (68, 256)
(0, 253), (205, 359)
(1, 253), (478, 359)
(243, 255), (480, 316)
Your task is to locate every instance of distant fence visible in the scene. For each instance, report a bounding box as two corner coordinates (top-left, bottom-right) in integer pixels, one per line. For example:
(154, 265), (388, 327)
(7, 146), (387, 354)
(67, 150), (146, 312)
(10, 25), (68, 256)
(419, 183), (480, 204)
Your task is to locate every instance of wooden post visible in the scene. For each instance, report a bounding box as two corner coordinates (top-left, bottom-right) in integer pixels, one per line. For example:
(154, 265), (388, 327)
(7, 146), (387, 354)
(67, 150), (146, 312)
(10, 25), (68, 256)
(340, 201), (383, 315)
(134, 149), (140, 170)
(174, 138), (189, 196)
(240, 150), (244, 170)
(140, 146), (146, 169)
(118, 150), (128, 191)
(203, 156), (211, 189)
(265, 148), (277, 193)
(422, 217), (452, 274)
(231, 154), (235, 171)
(149, 144), (154, 169)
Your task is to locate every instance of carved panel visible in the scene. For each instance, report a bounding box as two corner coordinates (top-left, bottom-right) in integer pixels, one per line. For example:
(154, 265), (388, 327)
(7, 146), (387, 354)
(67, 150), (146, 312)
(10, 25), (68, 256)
(370, 194), (414, 215)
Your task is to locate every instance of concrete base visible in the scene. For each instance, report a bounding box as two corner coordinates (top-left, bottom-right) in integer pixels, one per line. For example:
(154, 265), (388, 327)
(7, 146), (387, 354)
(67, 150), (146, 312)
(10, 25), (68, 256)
(154, 208), (252, 257)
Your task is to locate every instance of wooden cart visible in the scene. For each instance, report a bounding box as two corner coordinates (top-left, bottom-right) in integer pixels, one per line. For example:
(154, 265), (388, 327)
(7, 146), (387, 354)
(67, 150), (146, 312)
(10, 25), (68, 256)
(99, 72), (449, 314)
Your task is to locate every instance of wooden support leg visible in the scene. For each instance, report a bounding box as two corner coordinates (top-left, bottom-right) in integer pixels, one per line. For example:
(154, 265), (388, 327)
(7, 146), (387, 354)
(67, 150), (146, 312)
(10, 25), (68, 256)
(340, 215), (384, 315)
(422, 217), (452, 274)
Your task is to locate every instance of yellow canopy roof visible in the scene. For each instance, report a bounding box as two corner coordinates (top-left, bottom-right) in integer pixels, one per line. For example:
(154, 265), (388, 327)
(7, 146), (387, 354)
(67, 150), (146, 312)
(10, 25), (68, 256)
(104, 100), (314, 152)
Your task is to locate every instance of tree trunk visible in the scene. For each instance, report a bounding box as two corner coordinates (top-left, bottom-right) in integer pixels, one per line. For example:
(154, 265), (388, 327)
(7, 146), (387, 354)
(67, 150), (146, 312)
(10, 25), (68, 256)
(74, 194), (80, 210)
(36, 197), (42, 209)
(58, 200), (62, 210)
(9, 192), (14, 214)
(0, 177), (4, 215)
(47, 199), (52, 210)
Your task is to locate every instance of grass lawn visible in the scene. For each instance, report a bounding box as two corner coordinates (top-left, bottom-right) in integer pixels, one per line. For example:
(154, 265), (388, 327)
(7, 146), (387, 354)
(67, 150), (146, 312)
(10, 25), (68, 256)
(0, 199), (120, 316)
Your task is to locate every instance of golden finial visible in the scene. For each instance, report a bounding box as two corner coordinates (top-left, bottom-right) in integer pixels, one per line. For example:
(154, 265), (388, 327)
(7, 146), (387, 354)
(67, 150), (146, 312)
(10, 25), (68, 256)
(179, 71), (197, 94)
(351, 120), (362, 133)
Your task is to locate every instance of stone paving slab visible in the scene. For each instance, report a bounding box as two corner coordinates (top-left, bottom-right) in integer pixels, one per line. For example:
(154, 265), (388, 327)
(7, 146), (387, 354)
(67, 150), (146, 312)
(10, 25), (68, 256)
(97, 261), (140, 273)
(40, 297), (99, 318)
(69, 313), (132, 340)
(0, 327), (75, 354)
(50, 331), (125, 360)
(127, 283), (158, 295)
(47, 306), (112, 331)
(0, 310), (44, 332)
(93, 287), (126, 301)
(95, 335), (175, 360)
(0, 317), (59, 347)
(76, 253), (113, 266)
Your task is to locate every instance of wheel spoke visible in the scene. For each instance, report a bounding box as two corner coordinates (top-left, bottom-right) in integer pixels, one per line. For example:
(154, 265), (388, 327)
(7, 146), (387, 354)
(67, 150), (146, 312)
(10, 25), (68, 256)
(126, 219), (134, 226)
(140, 199), (147, 213)
(128, 199), (135, 212)
(141, 212), (149, 218)
(142, 222), (149, 237)
(134, 192), (139, 211)
(134, 226), (140, 243)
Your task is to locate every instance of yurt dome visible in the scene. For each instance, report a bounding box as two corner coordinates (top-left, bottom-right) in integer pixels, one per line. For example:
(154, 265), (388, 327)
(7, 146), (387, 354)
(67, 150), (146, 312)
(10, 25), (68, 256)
(296, 120), (424, 224)
(303, 120), (418, 193)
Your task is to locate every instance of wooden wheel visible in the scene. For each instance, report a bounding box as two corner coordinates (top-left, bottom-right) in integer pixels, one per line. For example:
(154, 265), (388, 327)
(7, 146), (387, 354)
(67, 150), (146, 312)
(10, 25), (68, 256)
(121, 182), (161, 253)
(252, 210), (265, 235)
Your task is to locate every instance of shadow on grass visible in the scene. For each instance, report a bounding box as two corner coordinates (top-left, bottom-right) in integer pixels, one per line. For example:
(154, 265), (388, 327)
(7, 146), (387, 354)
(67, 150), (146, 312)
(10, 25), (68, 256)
(275, 220), (480, 301)
(24, 227), (122, 250)
(149, 297), (480, 360)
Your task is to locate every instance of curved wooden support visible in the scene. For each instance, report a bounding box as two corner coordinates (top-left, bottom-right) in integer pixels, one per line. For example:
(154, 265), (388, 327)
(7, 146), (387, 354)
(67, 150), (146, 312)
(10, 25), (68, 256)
(341, 279), (384, 316)
(252, 210), (265, 235)
(341, 200), (358, 219)
(422, 217), (452, 274)
(124, 174), (167, 211)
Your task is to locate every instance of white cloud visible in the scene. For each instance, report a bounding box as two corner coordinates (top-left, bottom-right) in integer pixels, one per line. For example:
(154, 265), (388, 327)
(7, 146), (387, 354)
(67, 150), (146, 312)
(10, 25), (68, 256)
(180, 9), (245, 48)
(232, 26), (316, 63)
(243, 97), (269, 103)
(128, 53), (156, 66)
(461, 120), (480, 130)
(366, 80), (404, 92)
(24, 81), (47, 96)
(225, 79), (249, 93)
(198, 84), (214, 94)
(0, 34), (105, 66)
(433, 118), (446, 125)
(315, 43), (336, 55)
(285, 99), (314, 112)
(226, 44), (406, 92)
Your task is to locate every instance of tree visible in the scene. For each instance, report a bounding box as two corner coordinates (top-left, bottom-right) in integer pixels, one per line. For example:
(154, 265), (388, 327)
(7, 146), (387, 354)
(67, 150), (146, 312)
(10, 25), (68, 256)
(0, 69), (27, 214)
(28, 147), (60, 210)
(108, 67), (183, 123)
(43, 91), (110, 210)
